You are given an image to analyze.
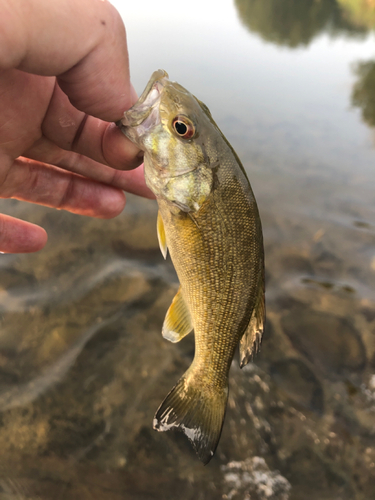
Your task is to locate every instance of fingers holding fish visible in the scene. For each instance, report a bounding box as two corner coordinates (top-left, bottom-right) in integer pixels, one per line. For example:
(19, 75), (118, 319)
(0, 157), (127, 219)
(24, 137), (154, 198)
(40, 83), (143, 172)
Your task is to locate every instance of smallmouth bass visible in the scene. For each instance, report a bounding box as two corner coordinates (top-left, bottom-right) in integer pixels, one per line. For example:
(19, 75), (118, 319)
(119, 70), (265, 464)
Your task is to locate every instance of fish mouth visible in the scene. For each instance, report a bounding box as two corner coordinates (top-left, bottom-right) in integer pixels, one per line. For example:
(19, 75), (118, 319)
(118, 69), (168, 140)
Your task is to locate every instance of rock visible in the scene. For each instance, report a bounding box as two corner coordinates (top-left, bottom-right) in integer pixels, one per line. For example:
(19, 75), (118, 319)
(221, 456), (291, 500)
(281, 310), (366, 376)
(270, 358), (324, 414)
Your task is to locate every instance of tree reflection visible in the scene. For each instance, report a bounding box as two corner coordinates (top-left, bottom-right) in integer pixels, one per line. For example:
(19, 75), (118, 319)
(338, 0), (375, 30)
(352, 60), (375, 128)
(234, 0), (366, 48)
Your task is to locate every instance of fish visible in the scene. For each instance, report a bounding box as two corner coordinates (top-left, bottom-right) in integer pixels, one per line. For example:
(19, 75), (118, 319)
(118, 70), (265, 464)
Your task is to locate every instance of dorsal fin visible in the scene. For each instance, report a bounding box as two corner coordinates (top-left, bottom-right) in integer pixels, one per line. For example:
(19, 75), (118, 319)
(157, 210), (168, 259)
(239, 278), (265, 368)
(162, 287), (193, 343)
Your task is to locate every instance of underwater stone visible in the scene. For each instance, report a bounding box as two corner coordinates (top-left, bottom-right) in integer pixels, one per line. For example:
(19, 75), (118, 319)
(270, 358), (324, 415)
(222, 456), (291, 500)
(281, 310), (366, 376)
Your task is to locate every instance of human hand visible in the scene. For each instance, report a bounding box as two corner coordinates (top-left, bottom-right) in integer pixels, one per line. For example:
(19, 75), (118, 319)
(0, 0), (151, 253)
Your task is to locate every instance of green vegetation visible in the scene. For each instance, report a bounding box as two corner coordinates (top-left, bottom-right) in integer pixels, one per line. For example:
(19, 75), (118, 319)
(234, 0), (366, 48)
(338, 0), (375, 29)
(352, 60), (375, 127)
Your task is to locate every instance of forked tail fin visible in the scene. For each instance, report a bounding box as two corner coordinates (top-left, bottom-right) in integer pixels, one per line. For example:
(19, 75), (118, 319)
(153, 371), (228, 464)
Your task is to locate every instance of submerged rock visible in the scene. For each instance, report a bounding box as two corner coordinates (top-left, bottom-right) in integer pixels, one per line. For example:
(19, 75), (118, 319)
(281, 310), (366, 376)
(221, 457), (291, 500)
(270, 358), (324, 415)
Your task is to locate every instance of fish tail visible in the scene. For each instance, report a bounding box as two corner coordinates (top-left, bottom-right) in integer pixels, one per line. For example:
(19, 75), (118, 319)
(153, 370), (228, 464)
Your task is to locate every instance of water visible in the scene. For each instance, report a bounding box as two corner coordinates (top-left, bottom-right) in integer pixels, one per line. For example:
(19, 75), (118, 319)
(0, 1), (375, 498)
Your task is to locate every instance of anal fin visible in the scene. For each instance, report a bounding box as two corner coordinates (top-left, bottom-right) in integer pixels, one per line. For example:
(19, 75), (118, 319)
(162, 287), (193, 343)
(239, 278), (265, 368)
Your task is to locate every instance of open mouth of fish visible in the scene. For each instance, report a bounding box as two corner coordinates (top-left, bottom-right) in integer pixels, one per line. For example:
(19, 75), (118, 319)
(118, 69), (169, 137)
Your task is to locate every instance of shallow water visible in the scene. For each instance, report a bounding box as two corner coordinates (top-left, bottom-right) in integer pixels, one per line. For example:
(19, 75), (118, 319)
(1, 1), (375, 499)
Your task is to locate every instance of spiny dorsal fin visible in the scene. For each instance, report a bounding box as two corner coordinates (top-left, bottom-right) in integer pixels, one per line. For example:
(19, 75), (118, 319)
(157, 210), (167, 259)
(162, 287), (193, 343)
(239, 278), (265, 368)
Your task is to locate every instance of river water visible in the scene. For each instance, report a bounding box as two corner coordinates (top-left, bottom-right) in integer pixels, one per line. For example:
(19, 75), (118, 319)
(0, 1), (374, 499)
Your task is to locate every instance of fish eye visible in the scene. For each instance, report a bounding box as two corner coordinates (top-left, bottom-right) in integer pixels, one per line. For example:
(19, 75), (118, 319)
(172, 116), (195, 139)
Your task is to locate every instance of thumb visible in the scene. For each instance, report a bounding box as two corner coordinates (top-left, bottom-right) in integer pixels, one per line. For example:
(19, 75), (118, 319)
(57, 6), (134, 121)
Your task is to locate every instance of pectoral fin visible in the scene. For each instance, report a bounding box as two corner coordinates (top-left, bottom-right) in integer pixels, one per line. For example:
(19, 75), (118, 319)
(162, 287), (193, 343)
(157, 210), (168, 259)
(239, 279), (265, 368)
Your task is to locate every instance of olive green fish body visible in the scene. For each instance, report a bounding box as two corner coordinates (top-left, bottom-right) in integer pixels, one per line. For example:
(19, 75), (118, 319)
(159, 161), (263, 382)
(119, 70), (265, 464)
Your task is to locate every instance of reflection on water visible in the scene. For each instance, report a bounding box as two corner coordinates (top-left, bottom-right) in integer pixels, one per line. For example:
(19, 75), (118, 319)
(352, 59), (375, 127)
(1, 0), (375, 499)
(339, 0), (375, 30)
(234, 0), (366, 48)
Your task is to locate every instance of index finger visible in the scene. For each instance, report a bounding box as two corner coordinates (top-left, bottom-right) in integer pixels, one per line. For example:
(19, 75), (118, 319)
(40, 81), (142, 171)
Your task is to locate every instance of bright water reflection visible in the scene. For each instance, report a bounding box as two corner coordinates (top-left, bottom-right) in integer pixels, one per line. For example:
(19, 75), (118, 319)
(0, 1), (375, 499)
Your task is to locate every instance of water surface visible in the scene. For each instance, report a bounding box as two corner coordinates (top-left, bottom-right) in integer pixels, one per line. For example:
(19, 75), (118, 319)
(0, 1), (374, 499)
